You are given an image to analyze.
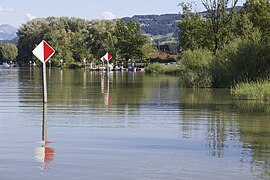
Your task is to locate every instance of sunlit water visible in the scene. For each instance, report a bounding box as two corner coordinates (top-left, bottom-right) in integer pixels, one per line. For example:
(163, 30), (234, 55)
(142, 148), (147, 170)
(0, 67), (269, 180)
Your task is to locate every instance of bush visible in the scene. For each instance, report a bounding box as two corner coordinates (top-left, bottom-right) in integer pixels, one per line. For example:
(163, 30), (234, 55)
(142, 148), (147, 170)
(180, 69), (213, 88)
(163, 65), (185, 75)
(212, 37), (270, 87)
(145, 63), (165, 73)
(232, 41), (270, 81)
(179, 48), (213, 88)
(145, 63), (184, 75)
(211, 38), (241, 87)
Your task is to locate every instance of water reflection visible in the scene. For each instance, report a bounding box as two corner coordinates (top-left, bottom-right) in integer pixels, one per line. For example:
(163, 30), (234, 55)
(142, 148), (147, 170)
(179, 88), (270, 179)
(234, 100), (270, 113)
(35, 104), (55, 166)
(102, 75), (111, 109)
(15, 68), (270, 179)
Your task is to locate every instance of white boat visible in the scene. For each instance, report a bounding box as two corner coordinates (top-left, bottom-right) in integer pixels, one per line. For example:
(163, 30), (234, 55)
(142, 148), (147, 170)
(3, 63), (10, 68)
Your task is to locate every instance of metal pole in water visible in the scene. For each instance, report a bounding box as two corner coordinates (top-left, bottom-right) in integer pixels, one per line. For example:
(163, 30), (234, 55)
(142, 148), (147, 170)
(42, 103), (47, 141)
(107, 60), (109, 77)
(42, 62), (47, 103)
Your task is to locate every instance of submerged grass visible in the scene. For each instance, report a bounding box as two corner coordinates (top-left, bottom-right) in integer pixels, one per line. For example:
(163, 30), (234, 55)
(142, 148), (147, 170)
(233, 81), (270, 101)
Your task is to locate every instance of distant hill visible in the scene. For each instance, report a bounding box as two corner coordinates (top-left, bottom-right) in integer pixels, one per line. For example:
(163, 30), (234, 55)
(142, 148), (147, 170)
(0, 24), (17, 41)
(122, 14), (180, 36)
(121, 6), (243, 46)
(122, 14), (180, 45)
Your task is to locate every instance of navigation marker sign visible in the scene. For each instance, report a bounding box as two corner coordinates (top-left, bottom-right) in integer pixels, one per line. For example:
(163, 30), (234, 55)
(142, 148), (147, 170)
(33, 40), (55, 63)
(32, 40), (55, 104)
(104, 52), (112, 61)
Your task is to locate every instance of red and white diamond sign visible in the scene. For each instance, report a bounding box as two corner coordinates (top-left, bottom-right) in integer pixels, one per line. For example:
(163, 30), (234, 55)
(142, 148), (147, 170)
(104, 52), (112, 61)
(32, 40), (55, 63)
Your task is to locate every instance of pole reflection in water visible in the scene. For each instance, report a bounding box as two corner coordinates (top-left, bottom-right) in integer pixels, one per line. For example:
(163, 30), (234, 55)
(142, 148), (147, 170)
(104, 76), (111, 109)
(35, 103), (55, 166)
(101, 73), (105, 94)
(101, 74), (111, 110)
(83, 70), (87, 89)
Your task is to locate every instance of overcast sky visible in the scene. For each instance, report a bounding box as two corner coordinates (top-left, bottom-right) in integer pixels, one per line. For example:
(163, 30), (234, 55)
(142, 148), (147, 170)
(0, 0), (246, 27)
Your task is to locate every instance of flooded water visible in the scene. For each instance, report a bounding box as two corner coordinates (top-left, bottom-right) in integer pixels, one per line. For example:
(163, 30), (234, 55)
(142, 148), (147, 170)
(0, 67), (269, 180)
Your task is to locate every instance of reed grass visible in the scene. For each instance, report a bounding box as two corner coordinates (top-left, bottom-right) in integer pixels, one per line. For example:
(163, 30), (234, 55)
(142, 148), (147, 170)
(233, 81), (270, 101)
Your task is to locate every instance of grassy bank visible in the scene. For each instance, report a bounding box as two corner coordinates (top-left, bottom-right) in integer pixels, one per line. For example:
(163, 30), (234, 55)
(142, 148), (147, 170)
(233, 81), (270, 101)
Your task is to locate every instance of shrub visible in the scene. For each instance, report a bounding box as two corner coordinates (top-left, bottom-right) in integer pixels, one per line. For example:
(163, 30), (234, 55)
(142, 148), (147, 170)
(145, 63), (164, 73)
(211, 38), (241, 87)
(179, 48), (213, 88)
(180, 69), (213, 88)
(145, 63), (184, 75)
(212, 37), (270, 87)
(232, 41), (270, 82)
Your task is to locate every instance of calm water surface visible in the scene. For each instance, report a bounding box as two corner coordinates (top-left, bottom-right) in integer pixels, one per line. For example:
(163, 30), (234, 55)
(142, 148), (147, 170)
(0, 67), (269, 180)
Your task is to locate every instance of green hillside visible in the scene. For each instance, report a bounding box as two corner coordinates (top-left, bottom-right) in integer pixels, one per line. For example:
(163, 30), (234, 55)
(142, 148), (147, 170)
(122, 14), (180, 45)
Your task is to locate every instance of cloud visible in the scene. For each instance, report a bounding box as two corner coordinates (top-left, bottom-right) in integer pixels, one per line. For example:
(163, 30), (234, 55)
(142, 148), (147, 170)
(101, 11), (116, 20)
(26, 13), (37, 21)
(0, 5), (15, 12)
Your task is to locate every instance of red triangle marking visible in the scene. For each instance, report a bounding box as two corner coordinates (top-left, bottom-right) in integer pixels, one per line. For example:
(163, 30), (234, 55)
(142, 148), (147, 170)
(43, 41), (55, 62)
(107, 53), (112, 61)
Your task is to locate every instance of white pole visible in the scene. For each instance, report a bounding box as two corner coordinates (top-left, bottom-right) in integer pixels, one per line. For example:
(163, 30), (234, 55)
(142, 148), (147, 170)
(107, 60), (109, 77)
(42, 62), (47, 103)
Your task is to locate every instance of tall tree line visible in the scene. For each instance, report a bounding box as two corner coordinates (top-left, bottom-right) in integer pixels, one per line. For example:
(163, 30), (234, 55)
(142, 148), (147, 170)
(16, 17), (153, 66)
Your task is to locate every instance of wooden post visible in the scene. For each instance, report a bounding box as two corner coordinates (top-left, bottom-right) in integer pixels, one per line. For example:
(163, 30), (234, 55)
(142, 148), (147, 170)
(42, 62), (47, 103)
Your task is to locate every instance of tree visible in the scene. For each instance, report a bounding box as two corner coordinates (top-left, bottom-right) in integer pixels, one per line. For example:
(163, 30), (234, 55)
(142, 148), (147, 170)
(141, 43), (158, 60)
(87, 20), (117, 63)
(114, 20), (147, 67)
(202, 0), (238, 53)
(17, 18), (49, 64)
(243, 0), (270, 43)
(234, 13), (261, 41)
(178, 2), (214, 52)
(17, 17), (92, 65)
(0, 43), (18, 62)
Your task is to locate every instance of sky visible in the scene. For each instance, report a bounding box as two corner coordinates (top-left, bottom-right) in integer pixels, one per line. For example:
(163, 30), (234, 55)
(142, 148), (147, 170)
(0, 0), (246, 28)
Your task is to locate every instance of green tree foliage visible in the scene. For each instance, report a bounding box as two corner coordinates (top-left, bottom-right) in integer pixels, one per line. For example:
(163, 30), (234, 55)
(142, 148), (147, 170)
(243, 0), (270, 43)
(17, 17), (91, 65)
(212, 37), (270, 87)
(17, 18), (48, 64)
(0, 43), (18, 62)
(17, 17), (150, 66)
(141, 43), (158, 60)
(178, 1), (238, 53)
(178, 2), (212, 52)
(211, 0), (270, 87)
(234, 13), (261, 41)
(177, 0), (270, 87)
(114, 20), (147, 66)
(202, 0), (239, 53)
(211, 38), (242, 87)
(87, 20), (117, 63)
